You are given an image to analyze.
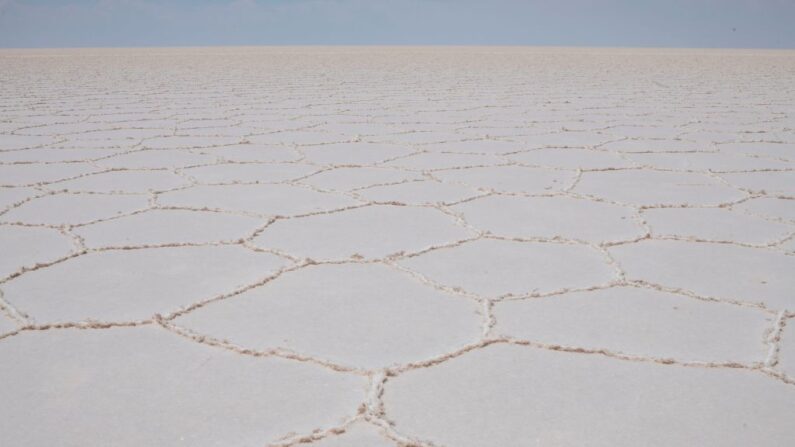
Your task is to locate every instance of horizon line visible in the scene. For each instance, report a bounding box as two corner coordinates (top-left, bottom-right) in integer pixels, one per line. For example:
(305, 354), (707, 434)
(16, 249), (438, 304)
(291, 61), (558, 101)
(2, 44), (794, 51)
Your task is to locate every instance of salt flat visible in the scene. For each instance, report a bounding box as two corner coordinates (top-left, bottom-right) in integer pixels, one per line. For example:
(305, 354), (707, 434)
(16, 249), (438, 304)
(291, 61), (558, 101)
(1, 47), (794, 446)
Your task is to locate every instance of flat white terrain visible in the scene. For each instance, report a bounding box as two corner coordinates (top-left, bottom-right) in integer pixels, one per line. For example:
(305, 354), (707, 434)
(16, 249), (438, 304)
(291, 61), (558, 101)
(1, 47), (794, 446)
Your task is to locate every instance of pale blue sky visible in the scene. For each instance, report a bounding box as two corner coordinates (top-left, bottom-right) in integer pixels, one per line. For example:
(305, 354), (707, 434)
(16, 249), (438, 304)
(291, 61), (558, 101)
(1, 0), (794, 48)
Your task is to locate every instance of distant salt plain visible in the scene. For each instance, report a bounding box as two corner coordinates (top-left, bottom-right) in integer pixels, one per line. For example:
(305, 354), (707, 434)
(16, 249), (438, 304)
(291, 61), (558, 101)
(1, 47), (794, 446)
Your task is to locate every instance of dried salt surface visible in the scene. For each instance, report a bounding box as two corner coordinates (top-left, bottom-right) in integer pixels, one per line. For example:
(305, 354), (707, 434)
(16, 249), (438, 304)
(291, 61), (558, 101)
(302, 142), (413, 165)
(383, 344), (795, 447)
(248, 131), (348, 146)
(157, 183), (358, 216)
(252, 205), (474, 260)
(0, 226), (74, 279)
(369, 131), (467, 145)
(642, 207), (793, 246)
(142, 135), (241, 149)
(0, 162), (98, 186)
(598, 138), (708, 153)
(51, 169), (190, 193)
(506, 130), (612, 148)
(2, 246), (286, 323)
(781, 323), (795, 376)
(610, 240), (795, 309)
(0, 147), (128, 163)
(720, 171), (795, 196)
(182, 162), (318, 184)
(307, 422), (395, 447)
(0, 187), (38, 210)
(0, 311), (16, 334)
(719, 142), (795, 161)
(420, 140), (522, 154)
(0, 134), (59, 149)
(494, 287), (770, 363)
(0, 327), (365, 447)
(398, 238), (617, 298)
(72, 209), (264, 248)
(1, 192), (150, 225)
(574, 169), (746, 206)
(431, 165), (573, 193)
(94, 149), (218, 169)
(1, 47), (795, 446)
(384, 151), (503, 170)
(355, 180), (481, 205)
(176, 264), (481, 369)
(734, 197), (795, 222)
(626, 151), (792, 172)
(509, 147), (637, 169)
(198, 144), (301, 163)
(302, 166), (422, 191)
(453, 195), (644, 243)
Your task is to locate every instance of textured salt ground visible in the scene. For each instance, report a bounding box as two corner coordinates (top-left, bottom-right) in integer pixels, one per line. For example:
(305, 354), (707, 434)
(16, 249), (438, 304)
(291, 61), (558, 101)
(1, 47), (794, 446)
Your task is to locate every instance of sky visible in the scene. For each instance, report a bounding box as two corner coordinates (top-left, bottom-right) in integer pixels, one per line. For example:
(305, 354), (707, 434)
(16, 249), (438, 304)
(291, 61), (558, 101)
(0, 0), (794, 48)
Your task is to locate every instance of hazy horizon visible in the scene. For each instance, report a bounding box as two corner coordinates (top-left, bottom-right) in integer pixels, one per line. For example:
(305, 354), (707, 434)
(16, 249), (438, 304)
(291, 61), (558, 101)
(1, 0), (795, 49)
